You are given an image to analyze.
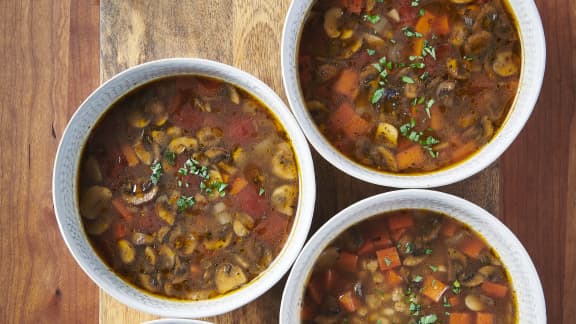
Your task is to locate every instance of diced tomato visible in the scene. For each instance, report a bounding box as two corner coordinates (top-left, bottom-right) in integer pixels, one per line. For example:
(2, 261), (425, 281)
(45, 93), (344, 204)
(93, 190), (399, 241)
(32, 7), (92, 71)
(255, 212), (289, 247)
(340, 0), (364, 14)
(170, 101), (204, 129)
(234, 183), (268, 219)
(227, 118), (256, 144)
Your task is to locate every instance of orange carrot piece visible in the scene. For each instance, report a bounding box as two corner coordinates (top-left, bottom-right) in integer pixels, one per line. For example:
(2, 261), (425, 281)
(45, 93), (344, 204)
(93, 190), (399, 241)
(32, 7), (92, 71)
(338, 291), (361, 312)
(476, 312), (494, 324)
(421, 275), (448, 302)
(451, 141), (478, 162)
(388, 212), (414, 231)
(450, 312), (473, 324)
(333, 69), (360, 99)
(112, 198), (134, 222)
(229, 177), (248, 195)
(357, 241), (375, 255)
(481, 281), (509, 298)
(430, 104), (444, 131)
(396, 144), (426, 171)
(376, 247), (402, 271)
(441, 220), (459, 237)
(306, 277), (324, 305)
(121, 144), (139, 167)
(449, 295), (461, 307)
(413, 12), (449, 55)
(435, 14), (450, 35)
(384, 269), (404, 286)
(330, 102), (371, 139)
(337, 251), (359, 273)
(459, 236), (486, 259)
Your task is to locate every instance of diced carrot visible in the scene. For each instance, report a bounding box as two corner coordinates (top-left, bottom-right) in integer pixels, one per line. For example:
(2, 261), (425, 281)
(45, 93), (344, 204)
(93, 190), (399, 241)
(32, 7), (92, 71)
(357, 241), (375, 255)
(306, 277), (324, 304)
(413, 12), (450, 56)
(376, 247), (402, 271)
(451, 141), (478, 162)
(340, 0), (364, 14)
(459, 236), (486, 259)
(338, 291), (361, 312)
(121, 144), (139, 167)
(415, 11), (436, 34)
(330, 102), (371, 140)
(481, 281), (509, 298)
(333, 69), (360, 100)
(396, 144), (426, 171)
(476, 312), (494, 324)
(450, 312), (473, 324)
(112, 198), (134, 222)
(429, 104), (444, 131)
(337, 251), (359, 273)
(391, 228), (407, 242)
(229, 177), (248, 195)
(388, 212), (414, 231)
(449, 295), (461, 307)
(384, 269), (404, 286)
(114, 222), (127, 239)
(421, 275), (448, 302)
(441, 220), (459, 237)
(435, 14), (450, 35)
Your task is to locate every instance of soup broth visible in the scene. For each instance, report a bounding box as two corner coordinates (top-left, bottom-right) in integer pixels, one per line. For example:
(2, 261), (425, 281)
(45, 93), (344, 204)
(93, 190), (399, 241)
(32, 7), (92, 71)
(78, 76), (299, 300)
(299, 0), (521, 173)
(302, 209), (516, 323)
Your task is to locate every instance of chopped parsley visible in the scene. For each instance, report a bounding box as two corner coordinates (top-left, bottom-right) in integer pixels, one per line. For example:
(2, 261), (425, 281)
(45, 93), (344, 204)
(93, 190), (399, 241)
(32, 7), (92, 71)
(389, 38), (397, 44)
(399, 118), (440, 158)
(384, 256), (392, 267)
(176, 195), (195, 212)
(163, 150), (176, 166)
(367, 48), (376, 56)
(429, 264), (439, 272)
(259, 187), (265, 196)
(452, 279), (461, 294)
(413, 275), (423, 283)
(411, 0), (420, 6)
(443, 296), (451, 308)
(419, 8), (425, 16)
(402, 26), (423, 38)
(425, 98), (435, 118)
(402, 75), (415, 84)
(417, 314), (438, 324)
(364, 14), (381, 24)
(150, 160), (163, 185)
(422, 40), (437, 60)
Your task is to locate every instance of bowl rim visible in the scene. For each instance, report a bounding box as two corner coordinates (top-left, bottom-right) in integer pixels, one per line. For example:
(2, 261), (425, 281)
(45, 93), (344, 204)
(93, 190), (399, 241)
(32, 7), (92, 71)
(279, 189), (546, 323)
(52, 58), (316, 318)
(281, 0), (546, 188)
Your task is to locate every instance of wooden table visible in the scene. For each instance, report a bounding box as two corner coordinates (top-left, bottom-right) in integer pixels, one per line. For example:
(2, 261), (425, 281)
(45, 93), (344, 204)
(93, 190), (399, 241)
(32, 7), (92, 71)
(0, 0), (573, 323)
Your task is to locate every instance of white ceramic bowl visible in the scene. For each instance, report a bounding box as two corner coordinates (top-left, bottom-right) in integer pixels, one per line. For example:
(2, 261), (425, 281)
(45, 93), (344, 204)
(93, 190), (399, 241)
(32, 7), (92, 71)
(281, 0), (546, 188)
(52, 58), (316, 318)
(280, 189), (545, 323)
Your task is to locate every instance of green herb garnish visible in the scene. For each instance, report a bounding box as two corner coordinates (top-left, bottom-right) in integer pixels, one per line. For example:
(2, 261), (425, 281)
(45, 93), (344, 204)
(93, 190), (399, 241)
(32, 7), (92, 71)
(364, 14), (381, 24)
(164, 150), (176, 166)
(176, 195), (195, 212)
(150, 160), (163, 185)
(402, 26), (423, 38)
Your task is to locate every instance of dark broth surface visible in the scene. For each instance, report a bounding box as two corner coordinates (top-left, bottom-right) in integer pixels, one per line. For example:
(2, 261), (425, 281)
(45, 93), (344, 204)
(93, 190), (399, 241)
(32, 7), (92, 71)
(78, 75), (299, 300)
(302, 209), (516, 323)
(299, 0), (520, 173)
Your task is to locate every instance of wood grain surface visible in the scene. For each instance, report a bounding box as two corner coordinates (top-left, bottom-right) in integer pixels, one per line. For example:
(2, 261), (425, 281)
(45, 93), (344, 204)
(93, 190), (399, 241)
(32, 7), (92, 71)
(0, 0), (573, 323)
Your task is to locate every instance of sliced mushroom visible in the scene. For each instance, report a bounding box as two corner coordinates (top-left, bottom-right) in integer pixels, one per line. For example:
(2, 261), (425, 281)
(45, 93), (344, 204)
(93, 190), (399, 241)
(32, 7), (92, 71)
(436, 80), (456, 99)
(233, 220), (250, 237)
(232, 147), (248, 167)
(370, 146), (398, 172)
(156, 195), (175, 225)
(459, 272), (484, 287)
(167, 126), (182, 138)
(139, 274), (161, 293)
(132, 232), (154, 245)
(146, 100), (168, 126)
(203, 231), (233, 250)
(387, 9), (400, 23)
(133, 139), (153, 165)
(126, 108), (151, 128)
(143, 246), (157, 268)
(422, 221), (442, 243)
(464, 30), (492, 56)
(85, 213), (113, 235)
(117, 239), (136, 264)
(151, 130), (169, 147)
(340, 38), (363, 59)
(172, 233), (197, 256)
(446, 58), (471, 80)
(465, 294), (494, 311)
(363, 33), (386, 48)
(197, 127), (224, 148)
(451, 0), (474, 3)
(271, 142), (297, 180)
(478, 265), (501, 281)
(340, 29), (355, 40)
(215, 263), (247, 294)
(123, 184), (158, 206)
(271, 184), (298, 216)
(316, 64), (340, 83)
(80, 185), (112, 220)
(158, 244), (176, 270)
(228, 85), (241, 104)
(82, 156), (103, 183)
(235, 212), (255, 229)
(481, 116), (494, 140)
(450, 23), (468, 47)
(168, 136), (198, 154)
(492, 51), (519, 77)
(156, 226), (171, 243)
(374, 123), (398, 147)
(205, 147), (229, 163)
(216, 211), (233, 225)
(403, 255), (428, 267)
(324, 7), (343, 38)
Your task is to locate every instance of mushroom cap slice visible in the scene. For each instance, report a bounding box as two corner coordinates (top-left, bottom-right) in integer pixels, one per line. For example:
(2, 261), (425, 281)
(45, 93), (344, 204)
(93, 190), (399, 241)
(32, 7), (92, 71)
(215, 263), (247, 294)
(271, 184), (298, 216)
(271, 142), (298, 180)
(80, 185), (112, 220)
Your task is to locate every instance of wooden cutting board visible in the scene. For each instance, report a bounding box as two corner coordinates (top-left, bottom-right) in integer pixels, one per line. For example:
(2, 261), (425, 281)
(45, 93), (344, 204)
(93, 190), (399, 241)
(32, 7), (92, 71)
(99, 1), (499, 322)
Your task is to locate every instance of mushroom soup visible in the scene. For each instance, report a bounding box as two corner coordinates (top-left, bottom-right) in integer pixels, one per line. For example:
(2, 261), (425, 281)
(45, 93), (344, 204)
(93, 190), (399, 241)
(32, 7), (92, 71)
(78, 75), (299, 300)
(298, 0), (521, 173)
